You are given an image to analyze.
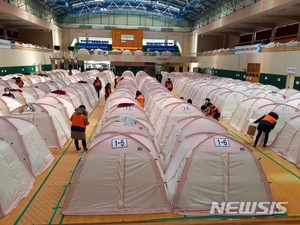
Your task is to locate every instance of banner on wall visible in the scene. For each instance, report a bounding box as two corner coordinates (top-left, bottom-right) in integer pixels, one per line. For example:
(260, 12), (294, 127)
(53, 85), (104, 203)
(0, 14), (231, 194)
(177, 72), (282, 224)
(0, 39), (12, 49)
(233, 44), (262, 54)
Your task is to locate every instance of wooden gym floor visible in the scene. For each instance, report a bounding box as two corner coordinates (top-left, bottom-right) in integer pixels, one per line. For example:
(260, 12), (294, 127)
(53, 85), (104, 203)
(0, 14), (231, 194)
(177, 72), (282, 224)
(1, 95), (300, 225)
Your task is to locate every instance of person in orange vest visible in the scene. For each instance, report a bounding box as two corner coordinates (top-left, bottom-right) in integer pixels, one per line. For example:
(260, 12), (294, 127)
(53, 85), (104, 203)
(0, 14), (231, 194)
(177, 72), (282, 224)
(114, 76), (119, 88)
(15, 77), (24, 88)
(253, 112), (278, 147)
(104, 83), (112, 101)
(93, 77), (102, 98)
(70, 105), (90, 151)
(135, 90), (145, 107)
(201, 102), (221, 121)
(165, 78), (173, 91)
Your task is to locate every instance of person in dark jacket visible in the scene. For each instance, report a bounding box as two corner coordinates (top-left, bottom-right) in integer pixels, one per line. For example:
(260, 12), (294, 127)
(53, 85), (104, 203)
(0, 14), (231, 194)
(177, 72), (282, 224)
(2, 87), (15, 98)
(201, 102), (221, 121)
(93, 77), (102, 98)
(253, 112), (279, 147)
(70, 105), (90, 151)
(104, 83), (112, 101)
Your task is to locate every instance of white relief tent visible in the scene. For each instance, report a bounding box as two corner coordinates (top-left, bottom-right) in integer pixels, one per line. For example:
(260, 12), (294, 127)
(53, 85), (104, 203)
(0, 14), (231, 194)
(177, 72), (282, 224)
(270, 115), (300, 168)
(0, 96), (23, 115)
(249, 103), (300, 146)
(0, 117), (54, 176)
(0, 139), (35, 217)
(153, 101), (205, 145)
(10, 103), (71, 148)
(229, 97), (275, 133)
(165, 132), (274, 216)
(35, 96), (75, 125)
(62, 132), (170, 215)
(213, 90), (248, 119)
(162, 116), (228, 170)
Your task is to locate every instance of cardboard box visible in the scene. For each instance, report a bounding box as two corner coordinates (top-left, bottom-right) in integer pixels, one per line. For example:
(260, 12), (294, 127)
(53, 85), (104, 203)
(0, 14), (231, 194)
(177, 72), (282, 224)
(247, 124), (257, 136)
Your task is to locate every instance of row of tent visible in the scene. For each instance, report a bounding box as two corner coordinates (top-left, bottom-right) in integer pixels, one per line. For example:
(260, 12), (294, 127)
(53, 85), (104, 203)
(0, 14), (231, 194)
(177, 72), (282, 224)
(162, 72), (300, 168)
(0, 69), (115, 217)
(61, 70), (277, 216)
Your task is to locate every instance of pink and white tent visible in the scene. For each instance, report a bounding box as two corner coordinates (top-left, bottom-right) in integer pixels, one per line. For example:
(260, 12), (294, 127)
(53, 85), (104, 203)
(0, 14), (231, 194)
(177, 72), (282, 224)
(148, 96), (182, 124)
(277, 88), (299, 98)
(270, 115), (300, 168)
(153, 102), (205, 145)
(0, 97), (22, 115)
(250, 103), (300, 145)
(162, 116), (228, 170)
(144, 92), (173, 116)
(0, 139), (35, 217)
(286, 99), (300, 110)
(165, 133), (274, 216)
(98, 115), (161, 158)
(62, 132), (170, 215)
(213, 90), (248, 119)
(256, 91), (288, 103)
(35, 96), (75, 125)
(104, 103), (148, 121)
(206, 88), (231, 105)
(0, 117), (54, 176)
(10, 89), (36, 104)
(60, 86), (92, 111)
(21, 87), (46, 100)
(193, 85), (219, 108)
(47, 90), (81, 110)
(11, 103), (71, 148)
(69, 82), (98, 107)
(229, 97), (275, 133)
(289, 92), (300, 101)
(243, 88), (265, 97)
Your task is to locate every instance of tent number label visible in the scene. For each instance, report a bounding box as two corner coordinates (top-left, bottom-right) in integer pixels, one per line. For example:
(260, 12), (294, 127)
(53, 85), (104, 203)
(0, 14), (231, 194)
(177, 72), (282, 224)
(181, 106), (191, 111)
(112, 138), (128, 149)
(123, 106), (133, 110)
(213, 138), (230, 147)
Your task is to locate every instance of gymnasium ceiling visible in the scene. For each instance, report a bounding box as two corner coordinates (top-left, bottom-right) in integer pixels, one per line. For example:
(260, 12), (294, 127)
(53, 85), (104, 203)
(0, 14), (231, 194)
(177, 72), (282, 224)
(1, 0), (300, 34)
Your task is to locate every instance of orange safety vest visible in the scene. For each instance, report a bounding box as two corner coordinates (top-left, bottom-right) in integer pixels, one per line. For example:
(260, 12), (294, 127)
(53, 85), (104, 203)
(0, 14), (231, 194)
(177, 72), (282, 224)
(209, 104), (219, 116)
(166, 82), (173, 89)
(105, 88), (111, 96)
(16, 80), (24, 87)
(262, 114), (277, 124)
(94, 80), (101, 87)
(71, 113), (86, 129)
(135, 95), (145, 107)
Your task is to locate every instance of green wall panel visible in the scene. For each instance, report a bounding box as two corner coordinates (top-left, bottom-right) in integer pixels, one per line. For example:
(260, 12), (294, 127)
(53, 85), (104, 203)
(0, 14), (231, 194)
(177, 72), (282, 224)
(41, 64), (52, 71)
(259, 73), (286, 89)
(169, 67), (175, 72)
(211, 69), (246, 81)
(293, 77), (300, 91)
(0, 65), (36, 76)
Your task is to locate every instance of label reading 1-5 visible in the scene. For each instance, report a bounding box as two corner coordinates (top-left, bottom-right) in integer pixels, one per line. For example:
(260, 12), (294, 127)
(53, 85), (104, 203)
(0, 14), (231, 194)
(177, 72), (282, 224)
(112, 138), (128, 149)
